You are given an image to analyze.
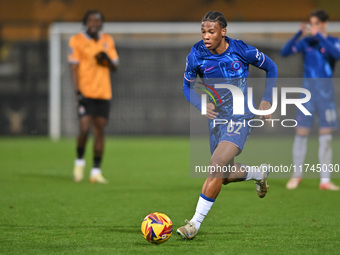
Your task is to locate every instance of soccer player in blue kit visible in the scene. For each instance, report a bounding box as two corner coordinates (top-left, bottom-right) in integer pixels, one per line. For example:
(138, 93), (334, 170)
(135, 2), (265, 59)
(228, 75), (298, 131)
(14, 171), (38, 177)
(176, 11), (278, 240)
(281, 10), (340, 191)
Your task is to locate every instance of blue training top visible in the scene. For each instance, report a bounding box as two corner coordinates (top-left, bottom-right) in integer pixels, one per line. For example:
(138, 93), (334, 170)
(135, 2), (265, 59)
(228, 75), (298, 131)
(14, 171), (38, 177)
(281, 30), (340, 78)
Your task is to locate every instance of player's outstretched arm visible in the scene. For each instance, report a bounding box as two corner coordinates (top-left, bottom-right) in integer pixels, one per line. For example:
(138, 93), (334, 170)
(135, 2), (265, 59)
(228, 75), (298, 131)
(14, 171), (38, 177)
(281, 30), (303, 57)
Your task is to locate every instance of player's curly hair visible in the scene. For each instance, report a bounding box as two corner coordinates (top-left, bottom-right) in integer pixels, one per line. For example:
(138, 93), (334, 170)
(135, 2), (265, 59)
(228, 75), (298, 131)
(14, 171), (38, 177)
(310, 9), (329, 22)
(202, 11), (227, 29)
(82, 10), (105, 25)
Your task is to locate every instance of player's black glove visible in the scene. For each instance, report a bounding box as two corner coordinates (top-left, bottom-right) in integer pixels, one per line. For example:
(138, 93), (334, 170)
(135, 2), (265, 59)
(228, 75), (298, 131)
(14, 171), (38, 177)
(76, 91), (85, 105)
(95, 51), (111, 66)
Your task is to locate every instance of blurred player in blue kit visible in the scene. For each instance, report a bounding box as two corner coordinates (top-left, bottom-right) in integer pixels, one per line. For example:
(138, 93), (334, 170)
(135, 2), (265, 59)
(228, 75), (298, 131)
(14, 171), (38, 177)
(281, 10), (340, 191)
(176, 11), (278, 240)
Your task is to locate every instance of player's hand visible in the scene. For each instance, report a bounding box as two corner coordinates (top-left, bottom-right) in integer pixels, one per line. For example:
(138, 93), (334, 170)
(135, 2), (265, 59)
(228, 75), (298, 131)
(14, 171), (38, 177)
(300, 22), (309, 35)
(258, 100), (272, 120)
(206, 103), (219, 119)
(95, 51), (111, 66)
(75, 91), (84, 106)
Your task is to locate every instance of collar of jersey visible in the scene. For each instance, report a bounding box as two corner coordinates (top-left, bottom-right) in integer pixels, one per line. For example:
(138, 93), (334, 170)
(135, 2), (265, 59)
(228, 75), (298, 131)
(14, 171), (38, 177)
(82, 32), (103, 41)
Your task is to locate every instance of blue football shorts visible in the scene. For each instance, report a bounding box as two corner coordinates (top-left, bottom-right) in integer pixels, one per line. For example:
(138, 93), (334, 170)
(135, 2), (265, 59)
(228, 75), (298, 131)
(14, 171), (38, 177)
(208, 119), (253, 155)
(296, 81), (338, 129)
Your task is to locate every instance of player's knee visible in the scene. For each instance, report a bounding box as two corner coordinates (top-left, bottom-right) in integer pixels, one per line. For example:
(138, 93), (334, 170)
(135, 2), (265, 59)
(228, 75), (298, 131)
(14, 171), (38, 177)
(222, 178), (230, 185)
(319, 128), (333, 136)
(209, 159), (223, 168)
(296, 128), (309, 136)
(79, 126), (90, 137)
(94, 127), (105, 137)
(209, 160), (231, 179)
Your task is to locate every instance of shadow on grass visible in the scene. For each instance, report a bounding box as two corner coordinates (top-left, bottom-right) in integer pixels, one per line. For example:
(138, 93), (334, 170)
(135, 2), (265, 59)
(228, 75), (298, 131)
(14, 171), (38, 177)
(0, 224), (139, 234)
(18, 172), (72, 182)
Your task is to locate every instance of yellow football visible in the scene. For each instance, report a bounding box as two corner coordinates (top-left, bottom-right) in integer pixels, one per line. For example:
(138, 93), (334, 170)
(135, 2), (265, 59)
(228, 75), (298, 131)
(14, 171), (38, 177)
(141, 212), (173, 244)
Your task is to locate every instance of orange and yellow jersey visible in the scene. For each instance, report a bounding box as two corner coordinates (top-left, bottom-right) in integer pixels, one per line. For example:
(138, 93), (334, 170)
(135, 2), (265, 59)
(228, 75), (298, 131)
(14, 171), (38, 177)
(68, 32), (119, 100)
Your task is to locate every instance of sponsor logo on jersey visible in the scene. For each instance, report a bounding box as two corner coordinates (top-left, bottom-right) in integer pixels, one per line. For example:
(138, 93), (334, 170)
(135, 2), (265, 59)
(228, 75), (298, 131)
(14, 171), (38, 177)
(204, 66), (215, 72)
(255, 49), (261, 60)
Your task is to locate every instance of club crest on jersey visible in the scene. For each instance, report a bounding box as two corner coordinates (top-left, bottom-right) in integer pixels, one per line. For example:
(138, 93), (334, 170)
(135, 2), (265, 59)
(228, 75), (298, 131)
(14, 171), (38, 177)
(103, 42), (108, 50)
(231, 61), (241, 71)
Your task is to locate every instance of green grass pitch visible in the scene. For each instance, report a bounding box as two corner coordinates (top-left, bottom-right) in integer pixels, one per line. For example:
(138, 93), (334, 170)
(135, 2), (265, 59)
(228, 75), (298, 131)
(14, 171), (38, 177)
(1, 136), (340, 254)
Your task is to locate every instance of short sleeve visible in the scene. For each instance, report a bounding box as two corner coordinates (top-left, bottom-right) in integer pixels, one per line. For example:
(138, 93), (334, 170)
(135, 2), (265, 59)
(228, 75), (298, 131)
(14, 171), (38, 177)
(68, 36), (80, 63)
(107, 36), (119, 61)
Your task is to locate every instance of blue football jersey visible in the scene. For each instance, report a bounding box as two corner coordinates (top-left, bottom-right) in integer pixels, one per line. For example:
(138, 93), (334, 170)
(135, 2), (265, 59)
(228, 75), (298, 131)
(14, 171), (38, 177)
(281, 31), (340, 78)
(294, 35), (340, 78)
(183, 36), (277, 120)
(281, 31), (340, 129)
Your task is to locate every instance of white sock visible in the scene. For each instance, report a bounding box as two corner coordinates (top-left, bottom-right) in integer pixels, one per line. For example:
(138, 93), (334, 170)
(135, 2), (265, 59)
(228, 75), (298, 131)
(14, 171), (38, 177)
(245, 165), (263, 181)
(319, 134), (332, 184)
(75, 159), (85, 166)
(90, 168), (101, 176)
(190, 194), (215, 230)
(292, 135), (308, 178)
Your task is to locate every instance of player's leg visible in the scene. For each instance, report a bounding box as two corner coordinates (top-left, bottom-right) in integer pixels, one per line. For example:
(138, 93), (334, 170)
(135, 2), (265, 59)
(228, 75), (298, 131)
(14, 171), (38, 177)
(177, 140), (269, 239)
(317, 117), (339, 190)
(73, 115), (92, 182)
(177, 141), (238, 240)
(318, 128), (335, 188)
(224, 162), (270, 198)
(194, 141), (269, 223)
(318, 128), (339, 190)
(88, 99), (110, 183)
(287, 127), (309, 189)
(316, 88), (339, 190)
(217, 122), (270, 196)
(89, 116), (109, 183)
(201, 141), (240, 197)
(287, 97), (314, 190)
(224, 163), (266, 182)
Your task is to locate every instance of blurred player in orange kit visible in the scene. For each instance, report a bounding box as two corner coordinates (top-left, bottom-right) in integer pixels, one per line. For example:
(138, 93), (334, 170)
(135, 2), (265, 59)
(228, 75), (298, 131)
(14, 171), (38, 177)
(68, 10), (119, 183)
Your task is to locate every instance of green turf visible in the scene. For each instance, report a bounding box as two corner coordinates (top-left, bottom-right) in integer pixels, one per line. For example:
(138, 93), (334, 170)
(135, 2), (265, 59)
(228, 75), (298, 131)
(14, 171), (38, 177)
(1, 136), (340, 254)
